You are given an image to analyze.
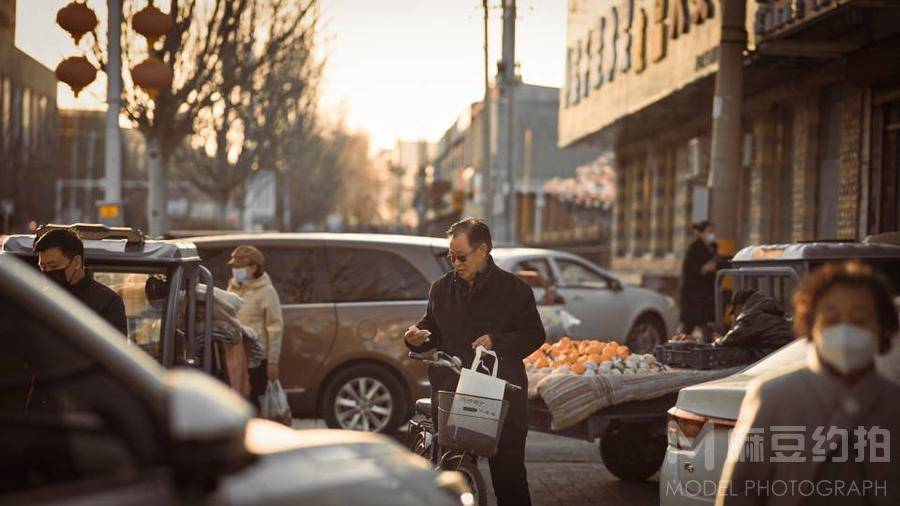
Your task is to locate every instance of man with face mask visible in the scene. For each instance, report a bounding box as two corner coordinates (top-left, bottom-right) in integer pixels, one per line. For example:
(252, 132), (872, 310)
(679, 220), (721, 339)
(33, 229), (127, 335)
(227, 245), (283, 410)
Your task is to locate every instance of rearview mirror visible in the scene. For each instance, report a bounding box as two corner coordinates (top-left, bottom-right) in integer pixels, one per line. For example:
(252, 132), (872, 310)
(166, 369), (254, 483)
(609, 279), (624, 292)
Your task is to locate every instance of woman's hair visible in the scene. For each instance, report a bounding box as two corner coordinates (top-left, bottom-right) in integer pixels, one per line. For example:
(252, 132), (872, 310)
(793, 261), (898, 352)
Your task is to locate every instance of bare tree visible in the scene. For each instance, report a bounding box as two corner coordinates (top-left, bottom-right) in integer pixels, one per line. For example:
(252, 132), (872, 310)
(87, 0), (319, 235)
(174, 1), (321, 226)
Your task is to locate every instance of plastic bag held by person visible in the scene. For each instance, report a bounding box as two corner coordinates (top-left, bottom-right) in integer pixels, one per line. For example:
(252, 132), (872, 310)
(261, 380), (292, 426)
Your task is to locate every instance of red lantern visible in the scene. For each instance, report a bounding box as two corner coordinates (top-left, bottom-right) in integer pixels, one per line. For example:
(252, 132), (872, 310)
(131, 57), (173, 99)
(132, 3), (174, 46)
(55, 56), (97, 97)
(56, 1), (99, 44)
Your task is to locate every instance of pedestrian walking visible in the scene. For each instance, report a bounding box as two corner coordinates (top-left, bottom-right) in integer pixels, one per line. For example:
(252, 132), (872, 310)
(227, 245), (284, 410)
(679, 220), (720, 338)
(717, 261), (900, 506)
(405, 217), (545, 506)
(34, 228), (127, 335)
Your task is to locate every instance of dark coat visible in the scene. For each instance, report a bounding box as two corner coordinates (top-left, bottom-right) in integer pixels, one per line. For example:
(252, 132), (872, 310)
(714, 292), (794, 359)
(407, 256), (545, 415)
(69, 271), (128, 335)
(680, 238), (719, 324)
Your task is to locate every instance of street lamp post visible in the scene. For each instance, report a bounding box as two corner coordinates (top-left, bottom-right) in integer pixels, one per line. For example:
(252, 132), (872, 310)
(100, 0), (123, 226)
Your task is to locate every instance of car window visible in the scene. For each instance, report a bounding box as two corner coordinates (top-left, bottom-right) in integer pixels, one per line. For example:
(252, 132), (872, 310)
(514, 258), (554, 282)
(555, 258), (609, 288)
(0, 299), (159, 496)
(93, 270), (169, 361)
(326, 248), (430, 302)
(198, 245), (328, 304)
(257, 247), (327, 304)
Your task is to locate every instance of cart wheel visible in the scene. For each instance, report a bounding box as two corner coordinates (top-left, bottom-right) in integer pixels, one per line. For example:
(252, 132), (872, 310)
(441, 454), (487, 506)
(599, 420), (667, 481)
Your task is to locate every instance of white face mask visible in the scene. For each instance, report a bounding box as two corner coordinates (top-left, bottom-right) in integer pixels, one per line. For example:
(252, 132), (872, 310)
(817, 324), (879, 375)
(232, 267), (249, 284)
(704, 232), (716, 243)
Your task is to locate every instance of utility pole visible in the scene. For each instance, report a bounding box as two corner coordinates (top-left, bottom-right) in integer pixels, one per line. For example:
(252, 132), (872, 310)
(101, 0), (123, 226)
(481, 0), (493, 227)
(500, 0), (517, 243)
(707, 0), (747, 256)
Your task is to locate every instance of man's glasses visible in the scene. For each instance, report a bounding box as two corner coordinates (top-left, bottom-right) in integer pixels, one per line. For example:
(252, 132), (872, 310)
(448, 248), (477, 264)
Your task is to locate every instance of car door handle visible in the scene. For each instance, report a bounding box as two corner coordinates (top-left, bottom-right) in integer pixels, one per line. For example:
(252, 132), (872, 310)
(572, 295), (584, 301)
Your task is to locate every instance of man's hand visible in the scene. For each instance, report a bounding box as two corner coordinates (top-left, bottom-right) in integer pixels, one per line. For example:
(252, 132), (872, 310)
(267, 363), (279, 381)
(472, 334), (493, 350)
(700, 260), (717, 275)
(404, 325), (431, 346)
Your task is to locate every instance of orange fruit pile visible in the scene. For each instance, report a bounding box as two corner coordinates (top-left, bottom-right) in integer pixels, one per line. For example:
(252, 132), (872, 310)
(524, 336), (630, 370)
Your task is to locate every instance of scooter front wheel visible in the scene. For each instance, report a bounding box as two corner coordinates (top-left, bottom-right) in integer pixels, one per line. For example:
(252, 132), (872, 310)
(440, 453), (487, 506)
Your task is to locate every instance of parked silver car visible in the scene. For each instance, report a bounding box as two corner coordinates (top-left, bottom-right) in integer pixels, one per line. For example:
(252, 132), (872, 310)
(0, 254), (470, 505)
(492, 247), (677, 353)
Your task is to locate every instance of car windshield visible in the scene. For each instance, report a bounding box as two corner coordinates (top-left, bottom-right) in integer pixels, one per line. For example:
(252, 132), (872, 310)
(742, 339), (809, 375)
(92, 268), (170, 361)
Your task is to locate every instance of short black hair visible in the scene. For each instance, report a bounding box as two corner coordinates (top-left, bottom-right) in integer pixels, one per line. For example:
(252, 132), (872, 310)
(33, 229), (84, 261)
(446, 217), (493, 252)
(692, 220), (713, 232)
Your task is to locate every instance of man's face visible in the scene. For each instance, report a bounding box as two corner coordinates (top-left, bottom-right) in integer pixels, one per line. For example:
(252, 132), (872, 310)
(38, 247), (82, 284)
(449, 233), (487, 282)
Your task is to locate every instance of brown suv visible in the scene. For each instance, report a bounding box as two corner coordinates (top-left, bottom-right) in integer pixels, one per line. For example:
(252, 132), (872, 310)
(189, 233), (450, 434)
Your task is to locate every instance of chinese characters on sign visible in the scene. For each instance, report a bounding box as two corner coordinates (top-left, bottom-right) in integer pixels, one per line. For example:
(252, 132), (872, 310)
(737, 425), (891, 464)
(565, 0), (715, 108)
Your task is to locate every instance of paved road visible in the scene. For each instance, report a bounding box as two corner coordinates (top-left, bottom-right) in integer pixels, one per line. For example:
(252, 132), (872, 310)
(292, 419), (660, 505)
(480, 430), (659, 506)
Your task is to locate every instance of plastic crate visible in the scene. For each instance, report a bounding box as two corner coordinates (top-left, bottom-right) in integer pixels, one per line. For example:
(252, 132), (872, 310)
(653, 342), (756, 370)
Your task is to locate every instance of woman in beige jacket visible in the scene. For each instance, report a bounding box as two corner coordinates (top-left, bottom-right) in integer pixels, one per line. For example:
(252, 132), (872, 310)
(717, 262), (900, 506)
(227, 245), (284, 408)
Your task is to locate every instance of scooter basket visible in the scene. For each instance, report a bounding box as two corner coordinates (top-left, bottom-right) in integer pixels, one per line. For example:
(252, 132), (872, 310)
(437, 390), (509, 457)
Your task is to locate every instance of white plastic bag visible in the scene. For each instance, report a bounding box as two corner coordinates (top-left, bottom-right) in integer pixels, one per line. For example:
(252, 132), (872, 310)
(448, 347), (506, 438)
(260, 380), (292, 426)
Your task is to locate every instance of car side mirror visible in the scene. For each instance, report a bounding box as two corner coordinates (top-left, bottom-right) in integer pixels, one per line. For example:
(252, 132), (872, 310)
(166, 369), (254, 483)
(609, 279), (624, 292)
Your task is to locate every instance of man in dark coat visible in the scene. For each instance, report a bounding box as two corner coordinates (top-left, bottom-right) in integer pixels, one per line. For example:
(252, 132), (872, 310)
(34, 229), (128, 335)
(714, 290), (794, 360)
(680, 220), (720, 337)
(405, 217), (544, 506)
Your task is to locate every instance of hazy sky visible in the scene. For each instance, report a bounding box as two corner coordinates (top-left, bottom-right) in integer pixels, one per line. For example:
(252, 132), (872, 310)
(16, 0), (567, 151)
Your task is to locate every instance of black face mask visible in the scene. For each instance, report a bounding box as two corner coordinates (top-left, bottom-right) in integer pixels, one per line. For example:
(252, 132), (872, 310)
(43, 259), (74, 289)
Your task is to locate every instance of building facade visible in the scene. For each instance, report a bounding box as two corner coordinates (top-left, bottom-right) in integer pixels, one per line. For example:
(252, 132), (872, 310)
(431, 83), (607, 260)
(0, 0), (59, 232)
(560, 0), (900, 296)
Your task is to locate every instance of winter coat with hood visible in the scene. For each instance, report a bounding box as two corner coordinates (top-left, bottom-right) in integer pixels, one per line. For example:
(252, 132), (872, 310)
(228, 272), (284, 366)
(714, 291), (794, 358)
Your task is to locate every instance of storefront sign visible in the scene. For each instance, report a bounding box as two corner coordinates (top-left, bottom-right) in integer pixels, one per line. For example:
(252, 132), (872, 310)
(754, 0), (844, 39)
(560, 0), (724, 147)
(565, 0), (715, 108)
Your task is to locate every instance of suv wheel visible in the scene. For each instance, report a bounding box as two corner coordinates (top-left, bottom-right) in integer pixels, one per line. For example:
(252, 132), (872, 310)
(626, 314), (666, 354)
(322, 364), (407, 434)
